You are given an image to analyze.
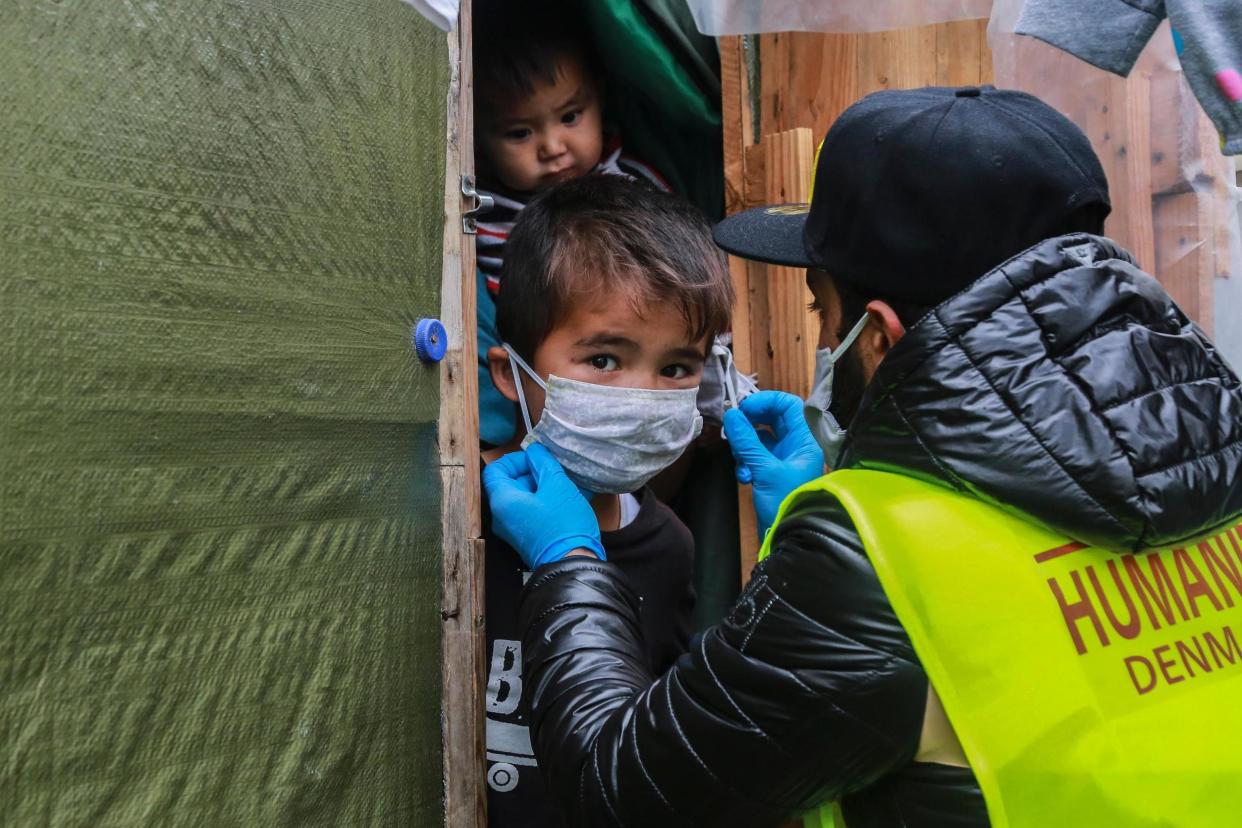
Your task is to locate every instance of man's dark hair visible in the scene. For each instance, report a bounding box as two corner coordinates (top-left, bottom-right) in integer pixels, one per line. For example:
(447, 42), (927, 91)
(472, 0), (599, 111)
(497, 175), (733, 362)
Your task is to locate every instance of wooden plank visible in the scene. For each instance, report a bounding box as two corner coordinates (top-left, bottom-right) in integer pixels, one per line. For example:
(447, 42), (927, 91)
(935, 20), (984, 87)
(1153, 189), (1214, 331)
(736, 462), (761, 585)
(754, 20), (989, 168)
(439, 2), (486, 825)
(759, 32), (792, 135)
(1123, 72), (1157, 272)
(758, 31), (858, 140)
(734, 139), (769, 584)
(762, 128), (818, 398)
(1193, 107), (1232, 287)
(856, 26), (937, 97)
(720, 35), (763, 586)
(440, 471), (487, 828)
(1083, 73), (1156, 271)
(720, 35), (750, 217)
(1148, 70), (1188, 196)
(743, 143), (774, 388)
(977, 18), (995, 84)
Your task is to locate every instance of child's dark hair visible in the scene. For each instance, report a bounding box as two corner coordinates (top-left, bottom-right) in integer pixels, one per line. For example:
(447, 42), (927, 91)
(472, 0), (599, 109)
(497, 176), (734, 361)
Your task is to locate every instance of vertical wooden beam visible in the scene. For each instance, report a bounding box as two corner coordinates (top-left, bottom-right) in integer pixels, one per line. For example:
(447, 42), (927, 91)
(755, 21), (987, 150)
(1153, 190), (1216, 333)
(763, 128), (818, 399)
(935, 20), (984, 86)
(856, 27), (937, 96)
(735, 143), (776, 583)
(439, 2), (486, 825)
(1194, 105), (1232, 291)
(1148, 70), (1187, 196)
(758, 31), (858, 140)
(1083, 73), (1157, 271)
(720, 35), (767, 575)
(721, 35), (755, 378)
(719, 34), (763, 581)
(741, 144), (774, 386)
(721, 35), (752, 217)
(1125, 54), (1227, 328)
(977, 19), (995, 84)
(1124, 72), (1157, 272)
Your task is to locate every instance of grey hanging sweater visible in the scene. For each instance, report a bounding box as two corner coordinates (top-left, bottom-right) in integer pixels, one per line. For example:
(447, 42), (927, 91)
(1017, 0), (1242, 156)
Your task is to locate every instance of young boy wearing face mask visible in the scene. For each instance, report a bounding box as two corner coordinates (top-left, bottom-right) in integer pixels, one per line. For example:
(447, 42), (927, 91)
(471, 0), (670, 447)
(479, 175), (732, 827)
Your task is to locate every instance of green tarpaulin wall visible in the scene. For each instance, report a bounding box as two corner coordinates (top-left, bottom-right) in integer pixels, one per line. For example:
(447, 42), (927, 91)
(2, 1), (448, 824)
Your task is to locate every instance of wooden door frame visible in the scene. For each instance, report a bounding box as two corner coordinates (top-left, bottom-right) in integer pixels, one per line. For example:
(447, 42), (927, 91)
(438, 1), (486, 824)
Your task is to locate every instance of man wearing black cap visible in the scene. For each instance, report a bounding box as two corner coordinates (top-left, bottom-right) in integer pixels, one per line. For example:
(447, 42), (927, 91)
(483, 86), (1242, 826)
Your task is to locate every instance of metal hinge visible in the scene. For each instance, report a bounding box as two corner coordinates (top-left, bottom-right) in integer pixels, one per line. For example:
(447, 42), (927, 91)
(461, 174), (494, 234)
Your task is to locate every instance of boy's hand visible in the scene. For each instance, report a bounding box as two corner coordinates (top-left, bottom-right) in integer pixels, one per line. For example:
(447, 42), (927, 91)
(483, 443), (606, 569)
(723, 391), (826, 539)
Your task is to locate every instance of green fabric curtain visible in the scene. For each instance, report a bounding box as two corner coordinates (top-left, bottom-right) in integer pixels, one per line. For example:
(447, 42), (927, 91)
(583, 0), (725, 219)
(1, 1), (447, 824)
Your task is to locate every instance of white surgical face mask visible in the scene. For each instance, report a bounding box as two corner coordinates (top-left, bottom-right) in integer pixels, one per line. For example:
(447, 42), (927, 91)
(504, 344), (704, 494)
(697, 334), (759, 424)
(804, 314), (869, 468)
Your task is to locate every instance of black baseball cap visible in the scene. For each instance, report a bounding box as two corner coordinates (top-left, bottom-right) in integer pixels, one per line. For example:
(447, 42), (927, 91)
(713, 86), (1111, 305)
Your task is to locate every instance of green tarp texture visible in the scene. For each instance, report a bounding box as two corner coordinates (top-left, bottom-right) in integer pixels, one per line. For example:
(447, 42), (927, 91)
(2, 1), (448, 824)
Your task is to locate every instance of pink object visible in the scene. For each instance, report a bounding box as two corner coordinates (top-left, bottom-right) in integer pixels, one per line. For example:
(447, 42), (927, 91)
(1216, 68), (1242, 102)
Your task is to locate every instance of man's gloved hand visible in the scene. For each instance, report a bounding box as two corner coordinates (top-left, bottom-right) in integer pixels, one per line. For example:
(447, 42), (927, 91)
(723, 390), (826, 539)
(482, 442), (606, 569)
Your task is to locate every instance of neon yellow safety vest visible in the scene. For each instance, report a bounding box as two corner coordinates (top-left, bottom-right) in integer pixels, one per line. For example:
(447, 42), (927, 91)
(758, 469), (1242, 828)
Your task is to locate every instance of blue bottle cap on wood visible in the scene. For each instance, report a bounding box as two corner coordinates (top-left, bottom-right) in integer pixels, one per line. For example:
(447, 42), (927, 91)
(413, 318), (448, 363)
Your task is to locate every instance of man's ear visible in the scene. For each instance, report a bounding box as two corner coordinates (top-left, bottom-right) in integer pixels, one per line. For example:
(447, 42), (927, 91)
(487, 346), (519, 403)
(862, 300), (907, 364)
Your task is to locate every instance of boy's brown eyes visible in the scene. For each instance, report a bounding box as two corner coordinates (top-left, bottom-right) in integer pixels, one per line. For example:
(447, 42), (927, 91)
(661, 364), (695, 379)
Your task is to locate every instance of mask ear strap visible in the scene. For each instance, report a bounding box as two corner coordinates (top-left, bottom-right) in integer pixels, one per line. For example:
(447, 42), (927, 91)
(833, 313), (871, 359)
(503, 344), (544, 435)
(710, 340), (737, 409)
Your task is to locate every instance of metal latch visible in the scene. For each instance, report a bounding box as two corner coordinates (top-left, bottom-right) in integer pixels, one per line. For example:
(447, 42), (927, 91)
(461, 175), (494, 234)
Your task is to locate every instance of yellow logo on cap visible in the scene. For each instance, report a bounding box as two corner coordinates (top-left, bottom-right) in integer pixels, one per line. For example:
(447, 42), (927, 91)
(765, 204), (810, 216)
(810, 138), (825, 200)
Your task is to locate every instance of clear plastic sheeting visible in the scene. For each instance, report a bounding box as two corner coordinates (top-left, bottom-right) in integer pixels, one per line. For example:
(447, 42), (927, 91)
(400, 0), (460, 32)
(989, 0), (1241, 349)
(687, 0), (991, 35)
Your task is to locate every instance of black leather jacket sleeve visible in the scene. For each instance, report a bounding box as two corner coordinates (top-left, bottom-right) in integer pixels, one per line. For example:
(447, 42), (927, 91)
(517, 493), (930, 827)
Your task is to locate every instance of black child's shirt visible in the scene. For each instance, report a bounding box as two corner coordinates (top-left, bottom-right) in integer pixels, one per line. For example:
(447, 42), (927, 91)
(483, 482), (696, 827)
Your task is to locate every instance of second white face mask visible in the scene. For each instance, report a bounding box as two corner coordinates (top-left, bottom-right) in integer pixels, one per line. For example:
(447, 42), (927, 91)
(804, 314), (869, 468)
(504, 345), (704, 494)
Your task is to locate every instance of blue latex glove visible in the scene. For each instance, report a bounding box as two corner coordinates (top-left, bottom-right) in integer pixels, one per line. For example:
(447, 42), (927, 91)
(482, 442), (606, 568)
(723, 390), (826, 539)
